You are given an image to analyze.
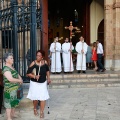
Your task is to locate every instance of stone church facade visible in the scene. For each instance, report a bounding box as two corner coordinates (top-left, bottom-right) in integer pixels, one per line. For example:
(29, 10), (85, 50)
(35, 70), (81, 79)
(104, 0), (120, 70)
(47, 0), (120, 71)
(0, 0), (120, 71)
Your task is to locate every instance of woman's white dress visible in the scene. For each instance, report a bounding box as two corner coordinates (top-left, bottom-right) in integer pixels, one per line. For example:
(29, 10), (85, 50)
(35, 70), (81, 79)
(27, 80), (49, 101)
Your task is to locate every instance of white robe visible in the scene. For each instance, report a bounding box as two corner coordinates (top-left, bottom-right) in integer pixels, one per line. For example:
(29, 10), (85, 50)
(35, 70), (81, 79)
(62, 42), (74, 72)
(50, 42), (62, 72)
(75, 41), (88, 70)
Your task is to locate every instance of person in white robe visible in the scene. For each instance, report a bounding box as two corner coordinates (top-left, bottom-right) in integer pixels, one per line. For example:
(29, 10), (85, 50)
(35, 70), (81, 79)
(75, 36), (88, 73)
(62, 38), (74, 73)
(50, 37), (62, 73)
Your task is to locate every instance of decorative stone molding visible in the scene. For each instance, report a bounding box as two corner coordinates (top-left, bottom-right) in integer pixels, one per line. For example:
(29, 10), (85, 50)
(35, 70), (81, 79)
(113, 2), (120, 9)
(104, 5), (113, 10)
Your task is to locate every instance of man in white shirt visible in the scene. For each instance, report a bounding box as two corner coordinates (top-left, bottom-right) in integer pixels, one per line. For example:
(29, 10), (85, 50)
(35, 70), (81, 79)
(62, 38), (74, 73)
(96, 40), (106, 72)
(50, 37), (62, 74)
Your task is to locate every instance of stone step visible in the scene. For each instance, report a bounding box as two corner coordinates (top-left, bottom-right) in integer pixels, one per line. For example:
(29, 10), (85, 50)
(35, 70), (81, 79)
(51, 78), (119, 82)
(50, 73), (120, 79)
(23, 72), (120, 89)
(49, 72), (120, 88)
(23, 78), (120, 89)
(50, 79), (120, 88)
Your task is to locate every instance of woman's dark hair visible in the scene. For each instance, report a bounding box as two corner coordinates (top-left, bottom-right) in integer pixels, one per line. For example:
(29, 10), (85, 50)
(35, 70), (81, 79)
(36, 50), (45, 58)
(96, 39), (101, 43)
(93, 42), (97, 47)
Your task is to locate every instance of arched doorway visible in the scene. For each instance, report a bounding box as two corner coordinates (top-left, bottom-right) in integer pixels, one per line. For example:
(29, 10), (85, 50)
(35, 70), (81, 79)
(97, 19), (104, 65)
(97, 19), (104, 46)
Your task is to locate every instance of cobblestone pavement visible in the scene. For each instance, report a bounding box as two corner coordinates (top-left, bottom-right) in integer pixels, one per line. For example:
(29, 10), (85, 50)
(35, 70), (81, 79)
(0, 87), (120, 120)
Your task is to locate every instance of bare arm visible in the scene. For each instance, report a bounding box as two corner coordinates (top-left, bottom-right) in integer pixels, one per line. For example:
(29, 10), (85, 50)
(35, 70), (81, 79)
(4, 71), (22, 84)
(18, 75), (23, 80)
(26, 61), (39, 79)
(45, 61), (51, 83)
(46, 71), (51, 84)
(27, 73), (36, 79)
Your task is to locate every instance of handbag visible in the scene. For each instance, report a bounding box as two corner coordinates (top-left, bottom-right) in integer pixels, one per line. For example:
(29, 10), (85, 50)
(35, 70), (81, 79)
(17, 85), (23, 100)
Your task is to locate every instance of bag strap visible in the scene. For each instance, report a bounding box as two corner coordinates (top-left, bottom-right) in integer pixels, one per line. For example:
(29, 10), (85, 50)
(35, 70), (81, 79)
(38, 61), (41, 75)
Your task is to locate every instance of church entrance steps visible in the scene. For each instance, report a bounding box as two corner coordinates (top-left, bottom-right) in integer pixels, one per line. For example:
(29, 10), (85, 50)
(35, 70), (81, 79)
(49, 73), (120, 88)
(22, 70), (120, 89)
(50, 79), (120, 88)
(49, 70), (120, 88)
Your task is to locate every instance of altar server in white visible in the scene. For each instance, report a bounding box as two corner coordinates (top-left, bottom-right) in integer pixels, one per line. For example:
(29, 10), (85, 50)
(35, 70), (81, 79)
(50, 37), (62, 73)
(75, 36), (88, 73)
(62, 38), (74, 73)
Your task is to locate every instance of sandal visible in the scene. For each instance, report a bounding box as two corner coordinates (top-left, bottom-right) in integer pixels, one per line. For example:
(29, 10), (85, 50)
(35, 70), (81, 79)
(34, 109), (39, 116)
(40, 111), (44, 118)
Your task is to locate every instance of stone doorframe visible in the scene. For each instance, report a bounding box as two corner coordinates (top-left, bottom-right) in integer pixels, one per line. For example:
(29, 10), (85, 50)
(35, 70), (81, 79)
(104, 0), (120, 71)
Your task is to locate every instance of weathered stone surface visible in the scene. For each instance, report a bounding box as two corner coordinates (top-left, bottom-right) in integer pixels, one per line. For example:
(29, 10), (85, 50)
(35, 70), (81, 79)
(0, 87), (118, 120)
(105, 0), (120, 70)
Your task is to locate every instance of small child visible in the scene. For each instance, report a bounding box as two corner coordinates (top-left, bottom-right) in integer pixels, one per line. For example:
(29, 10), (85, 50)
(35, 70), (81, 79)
(92, 42), (98, 70)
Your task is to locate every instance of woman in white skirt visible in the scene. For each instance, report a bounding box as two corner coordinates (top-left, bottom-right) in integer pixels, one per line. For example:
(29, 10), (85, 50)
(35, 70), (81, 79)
(26, 50), (51, 118)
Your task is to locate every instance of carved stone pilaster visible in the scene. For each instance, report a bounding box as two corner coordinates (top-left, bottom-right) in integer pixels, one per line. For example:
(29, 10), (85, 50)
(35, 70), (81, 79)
(112, 1), (120, 70)
(104, 1), (114, 70)
(113, 2), (120, 9)
(104, 5), (113, 10)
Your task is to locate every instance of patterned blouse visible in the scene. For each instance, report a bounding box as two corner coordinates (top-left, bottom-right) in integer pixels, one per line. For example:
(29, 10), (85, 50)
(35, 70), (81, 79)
(2, 66), (19, 108)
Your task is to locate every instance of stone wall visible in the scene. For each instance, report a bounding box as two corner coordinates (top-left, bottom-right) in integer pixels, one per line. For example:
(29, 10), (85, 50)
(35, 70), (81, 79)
(104, 0), (120, 71)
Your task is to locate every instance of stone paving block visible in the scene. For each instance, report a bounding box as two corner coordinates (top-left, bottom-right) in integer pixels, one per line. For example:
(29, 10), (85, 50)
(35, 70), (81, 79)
(86, 84), (97, 88)
(79, 74), (87, 78)
(51, 85), (69, 89)
(109, 74), (118, 77)
(97, 84), (105, 87)
(108, 83), (120, 87)
(82, 118), (95, 120)
(82, 116), (96, 120)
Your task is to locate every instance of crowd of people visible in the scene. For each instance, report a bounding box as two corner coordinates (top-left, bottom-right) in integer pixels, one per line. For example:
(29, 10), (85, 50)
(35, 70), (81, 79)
(49, 36), (106, 74)
(1, 36), (106, 120)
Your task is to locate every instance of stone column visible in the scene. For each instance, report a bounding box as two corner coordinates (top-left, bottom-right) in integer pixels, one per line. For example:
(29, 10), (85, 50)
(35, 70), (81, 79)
(112, 0), (120, 70)
(40, 0), (48, 61)
(104, 0), (114, 70)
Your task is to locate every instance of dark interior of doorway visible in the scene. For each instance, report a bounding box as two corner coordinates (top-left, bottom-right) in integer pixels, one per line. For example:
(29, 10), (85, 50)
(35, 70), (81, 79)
(48, 0), (92, 46)
(97, 19), (104, 65)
